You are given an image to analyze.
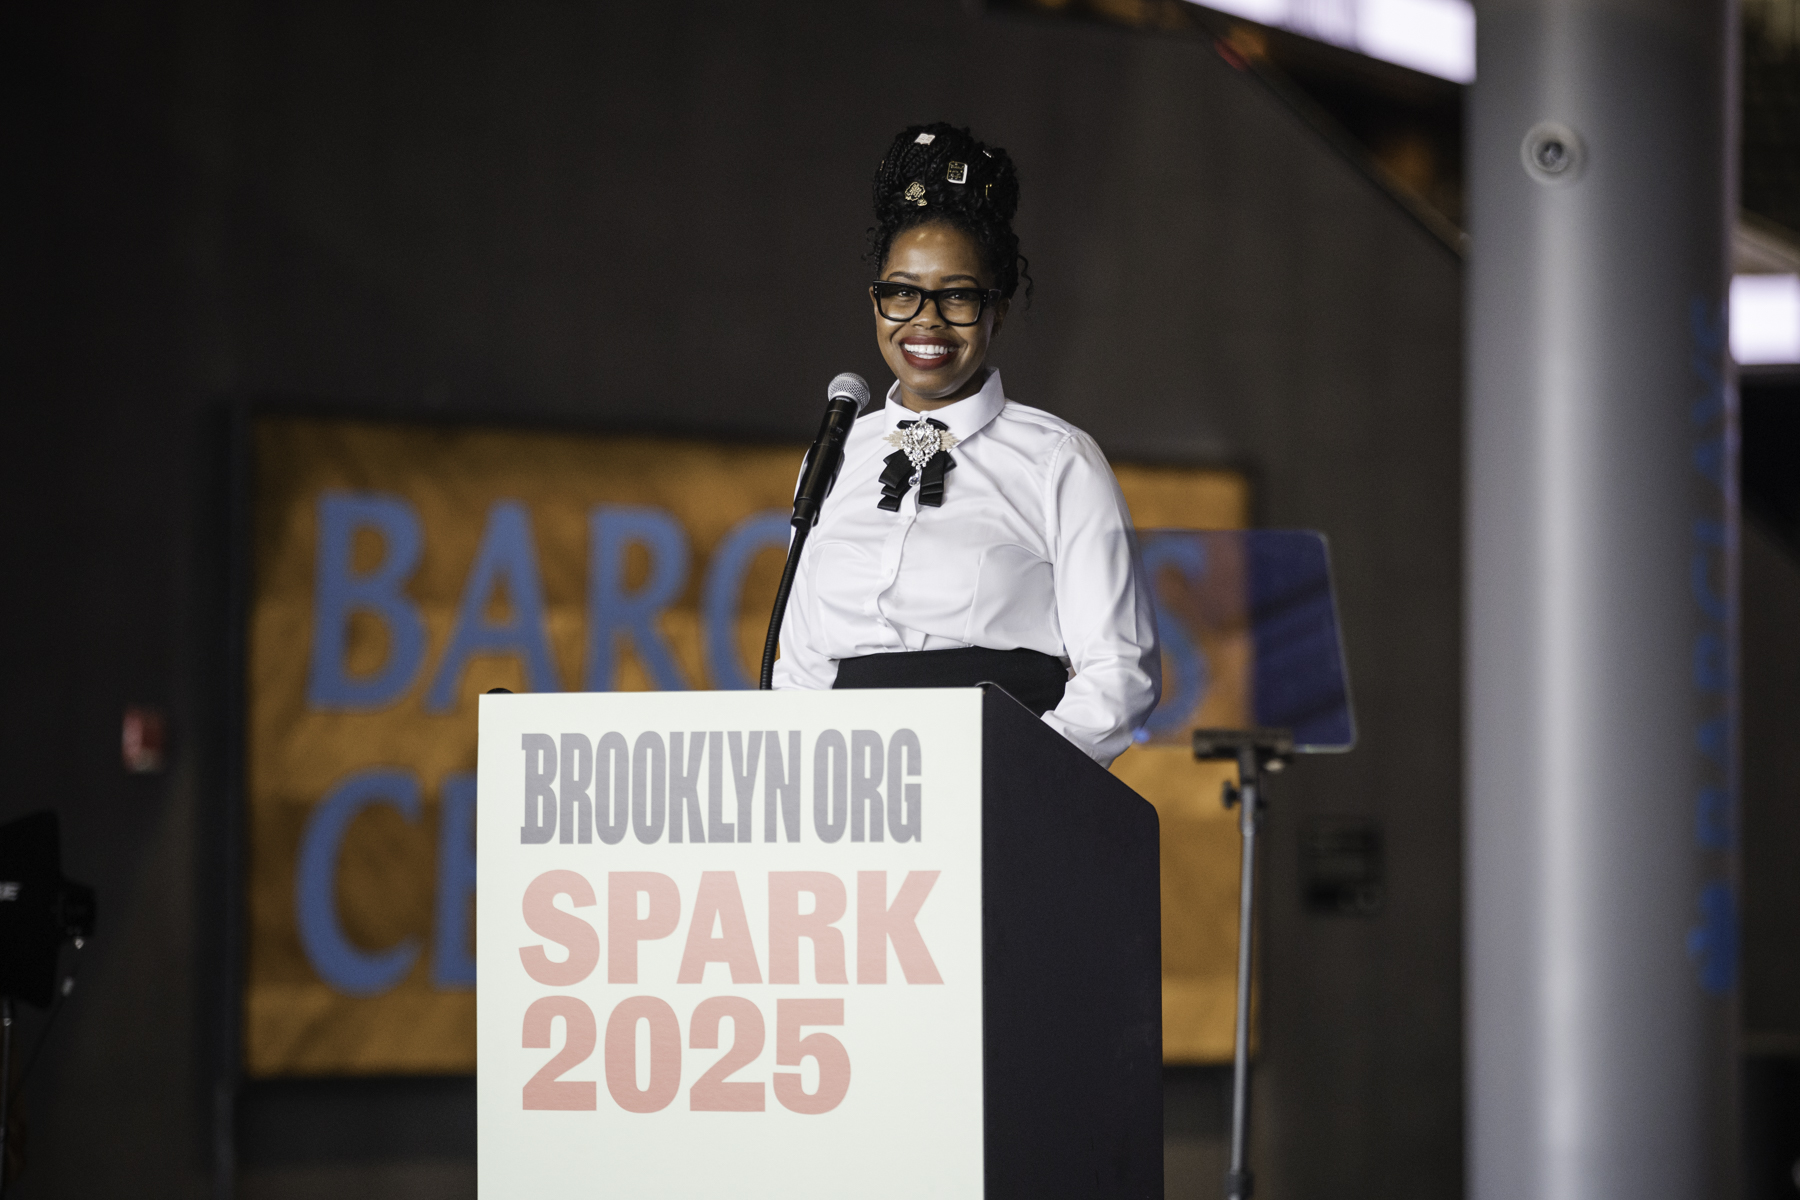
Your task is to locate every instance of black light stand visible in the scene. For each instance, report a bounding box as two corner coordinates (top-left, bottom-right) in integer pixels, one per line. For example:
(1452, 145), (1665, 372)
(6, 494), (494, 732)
(0, 811), (96, 1198)
(1194, 728), (1294, 1200)
(0, 995), (11, 1196)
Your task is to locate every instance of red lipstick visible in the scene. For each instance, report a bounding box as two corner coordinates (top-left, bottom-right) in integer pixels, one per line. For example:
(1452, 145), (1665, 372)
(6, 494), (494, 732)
(900, 337), (957, 371)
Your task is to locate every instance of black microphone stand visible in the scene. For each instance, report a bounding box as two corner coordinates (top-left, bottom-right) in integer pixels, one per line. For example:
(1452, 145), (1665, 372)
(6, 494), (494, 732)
(759, 393), (861, 689)
(758, 521), (815, 691)
(1193, 728), (1293, 1200)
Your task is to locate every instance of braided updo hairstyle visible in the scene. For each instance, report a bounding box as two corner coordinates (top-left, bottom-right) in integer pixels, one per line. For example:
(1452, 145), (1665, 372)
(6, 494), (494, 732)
(869, 122), (1033, 303)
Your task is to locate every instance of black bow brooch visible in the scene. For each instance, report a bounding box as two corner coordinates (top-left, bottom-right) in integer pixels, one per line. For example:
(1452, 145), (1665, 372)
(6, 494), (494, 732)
(878, 418), (959, 511)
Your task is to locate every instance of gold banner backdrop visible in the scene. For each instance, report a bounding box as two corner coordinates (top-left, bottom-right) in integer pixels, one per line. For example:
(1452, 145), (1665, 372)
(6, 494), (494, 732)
(246, 415), (1248, 1076)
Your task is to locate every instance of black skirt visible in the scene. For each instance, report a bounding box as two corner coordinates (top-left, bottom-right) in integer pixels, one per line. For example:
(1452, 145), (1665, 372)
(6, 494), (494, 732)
(832, 646), (1069, 717)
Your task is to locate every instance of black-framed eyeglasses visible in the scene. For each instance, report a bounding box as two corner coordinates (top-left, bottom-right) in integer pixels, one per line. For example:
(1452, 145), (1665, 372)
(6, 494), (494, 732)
(870, 281), (1002, 326)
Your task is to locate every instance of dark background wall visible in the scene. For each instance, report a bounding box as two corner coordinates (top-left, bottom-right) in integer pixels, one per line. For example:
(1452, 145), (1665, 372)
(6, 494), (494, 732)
(0, 1), (1465, 1197)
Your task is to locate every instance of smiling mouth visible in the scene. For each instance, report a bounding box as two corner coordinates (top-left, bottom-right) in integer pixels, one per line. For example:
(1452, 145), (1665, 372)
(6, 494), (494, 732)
(901, 339), (956, 369)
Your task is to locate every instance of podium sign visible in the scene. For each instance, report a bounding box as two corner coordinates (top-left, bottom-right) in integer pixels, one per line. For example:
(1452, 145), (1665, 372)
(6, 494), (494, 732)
(477, 688), (987, 1198)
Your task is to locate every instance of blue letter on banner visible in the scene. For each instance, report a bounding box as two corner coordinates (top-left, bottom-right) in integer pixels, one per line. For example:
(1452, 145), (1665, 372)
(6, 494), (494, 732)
(702, 510), (789, 689)
(425, 500), (559, 712)
(306, 492), (428, 710)
(433, 772), (477, 989)
(585, 505), (690, 691)
(296, 768), (422, 997)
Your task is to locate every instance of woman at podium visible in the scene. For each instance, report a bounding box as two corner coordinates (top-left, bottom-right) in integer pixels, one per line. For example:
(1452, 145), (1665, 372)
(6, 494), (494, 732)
(773, 123), (1160, 767)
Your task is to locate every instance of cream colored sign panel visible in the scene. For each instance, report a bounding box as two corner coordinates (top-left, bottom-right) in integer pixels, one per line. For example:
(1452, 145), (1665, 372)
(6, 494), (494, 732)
(476, 689), (985, 1200)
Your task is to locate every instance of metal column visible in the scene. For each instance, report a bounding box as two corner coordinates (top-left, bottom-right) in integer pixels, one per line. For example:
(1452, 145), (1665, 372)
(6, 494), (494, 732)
(1465, 0), (1739, 1193)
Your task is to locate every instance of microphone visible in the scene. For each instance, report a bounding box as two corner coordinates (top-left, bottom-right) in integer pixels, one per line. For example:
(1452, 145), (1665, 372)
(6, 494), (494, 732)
(762, 372), (870, 689)
(790, 372), (869, 529)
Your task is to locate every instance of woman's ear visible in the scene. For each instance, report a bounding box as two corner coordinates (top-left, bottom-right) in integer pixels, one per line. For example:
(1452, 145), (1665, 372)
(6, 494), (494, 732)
(990, 298), (1010, 339)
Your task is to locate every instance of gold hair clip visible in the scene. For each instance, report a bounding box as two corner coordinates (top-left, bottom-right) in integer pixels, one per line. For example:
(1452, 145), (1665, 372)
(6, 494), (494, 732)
(946, 161), (968, 185)
(984, 183), (993, 199)
(904, 181), (927, 206)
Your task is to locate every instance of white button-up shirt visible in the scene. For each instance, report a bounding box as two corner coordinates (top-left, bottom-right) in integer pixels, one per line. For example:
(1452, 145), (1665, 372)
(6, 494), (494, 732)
(773, 369), (1160, 765)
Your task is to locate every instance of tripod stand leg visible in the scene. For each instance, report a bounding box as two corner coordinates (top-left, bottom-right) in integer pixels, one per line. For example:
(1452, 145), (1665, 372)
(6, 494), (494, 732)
(1224, 749), (1260, 1200)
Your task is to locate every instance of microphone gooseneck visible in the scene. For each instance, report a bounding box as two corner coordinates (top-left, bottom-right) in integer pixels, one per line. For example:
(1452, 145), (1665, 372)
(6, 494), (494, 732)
(760, 373), (870, 690)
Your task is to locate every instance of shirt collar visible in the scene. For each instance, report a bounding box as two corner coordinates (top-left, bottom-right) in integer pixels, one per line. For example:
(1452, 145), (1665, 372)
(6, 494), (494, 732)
(882, 369), (1007, 442)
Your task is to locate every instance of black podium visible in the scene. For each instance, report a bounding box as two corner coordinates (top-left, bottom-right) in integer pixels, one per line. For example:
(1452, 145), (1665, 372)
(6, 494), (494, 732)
(977, 684), (1162, 1199)
(477, 683), (1162, 1199)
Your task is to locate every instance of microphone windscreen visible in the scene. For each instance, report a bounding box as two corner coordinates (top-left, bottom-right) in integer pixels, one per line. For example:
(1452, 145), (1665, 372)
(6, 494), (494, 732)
(828, 372), (870, 408)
